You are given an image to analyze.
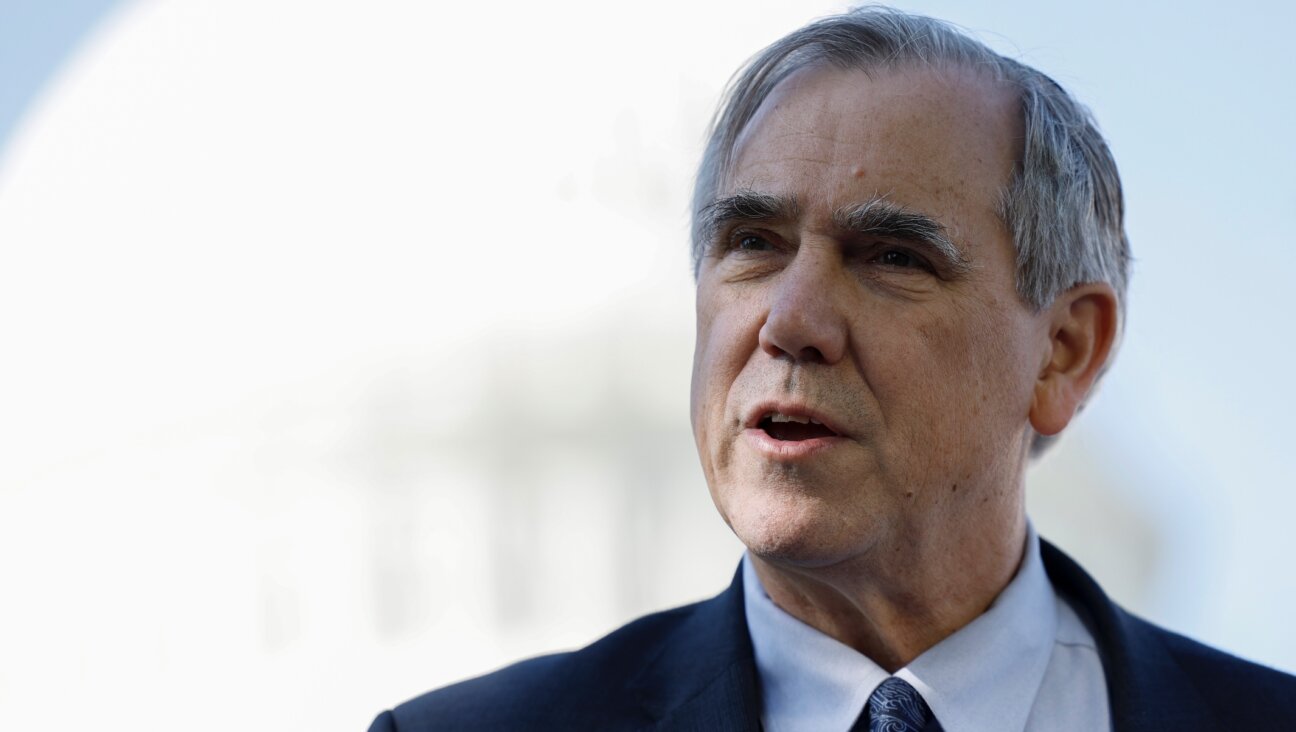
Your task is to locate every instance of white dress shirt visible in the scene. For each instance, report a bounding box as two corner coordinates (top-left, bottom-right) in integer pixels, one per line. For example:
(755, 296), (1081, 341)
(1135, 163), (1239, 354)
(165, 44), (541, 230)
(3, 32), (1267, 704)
(742, 524), (1110, 732)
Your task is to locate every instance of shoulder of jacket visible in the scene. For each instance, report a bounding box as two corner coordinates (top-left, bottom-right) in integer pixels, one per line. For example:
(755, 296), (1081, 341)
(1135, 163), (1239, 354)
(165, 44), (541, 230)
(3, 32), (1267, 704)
(1126, 611), (1296, 722)
(379, 600), (709, 731)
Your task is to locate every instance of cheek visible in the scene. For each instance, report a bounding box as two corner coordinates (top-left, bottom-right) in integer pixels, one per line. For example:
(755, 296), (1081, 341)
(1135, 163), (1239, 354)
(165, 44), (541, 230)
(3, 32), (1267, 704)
(691, 285), (764, 466)
(864, 303), (1036, 451)
(958, 304), (1039, 413)
(692, 289), (756, 407)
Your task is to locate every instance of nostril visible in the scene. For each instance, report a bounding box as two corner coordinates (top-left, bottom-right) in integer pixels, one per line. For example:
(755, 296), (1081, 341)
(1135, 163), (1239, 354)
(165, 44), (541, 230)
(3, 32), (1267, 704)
(795, 346), (827, 363)
(758, 323), (833, 363)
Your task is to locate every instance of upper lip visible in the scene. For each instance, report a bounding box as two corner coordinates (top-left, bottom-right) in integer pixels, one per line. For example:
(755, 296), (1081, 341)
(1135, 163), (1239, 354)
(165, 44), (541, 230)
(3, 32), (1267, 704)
(744, 401), (846, 437)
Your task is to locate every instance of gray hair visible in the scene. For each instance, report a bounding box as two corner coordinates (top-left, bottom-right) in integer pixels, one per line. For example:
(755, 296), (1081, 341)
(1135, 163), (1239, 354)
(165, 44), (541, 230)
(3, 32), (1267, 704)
(690, 6), (1131, 454)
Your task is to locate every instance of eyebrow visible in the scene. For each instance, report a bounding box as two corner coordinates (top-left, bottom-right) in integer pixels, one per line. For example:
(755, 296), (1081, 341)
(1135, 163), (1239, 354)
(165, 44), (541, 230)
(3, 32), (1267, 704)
(698, 189), (971, 275)
(696, 189), (800, 244)
(832, 198), (971, 275)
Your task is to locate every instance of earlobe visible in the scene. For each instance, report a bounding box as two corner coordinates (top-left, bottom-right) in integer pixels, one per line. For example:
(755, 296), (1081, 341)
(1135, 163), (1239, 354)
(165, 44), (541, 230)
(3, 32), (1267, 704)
(1029, 283), (1120, 437)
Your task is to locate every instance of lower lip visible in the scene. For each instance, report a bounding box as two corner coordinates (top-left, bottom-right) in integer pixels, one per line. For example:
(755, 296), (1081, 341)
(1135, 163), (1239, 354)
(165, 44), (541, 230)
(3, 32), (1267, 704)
(742, 428), (847, 460)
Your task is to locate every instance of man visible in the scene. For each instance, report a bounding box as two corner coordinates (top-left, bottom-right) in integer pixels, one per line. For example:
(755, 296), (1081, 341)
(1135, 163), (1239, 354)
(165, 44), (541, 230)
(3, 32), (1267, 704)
(371, 8), (1296, 731)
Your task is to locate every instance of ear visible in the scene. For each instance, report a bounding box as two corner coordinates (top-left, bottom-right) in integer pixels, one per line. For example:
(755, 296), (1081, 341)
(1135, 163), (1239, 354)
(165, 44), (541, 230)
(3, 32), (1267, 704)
(1029, 283), (1120, 437)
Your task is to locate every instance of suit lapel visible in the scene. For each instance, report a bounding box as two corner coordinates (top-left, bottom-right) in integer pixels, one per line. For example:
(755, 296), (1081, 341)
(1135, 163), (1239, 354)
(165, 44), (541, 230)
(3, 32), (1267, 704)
(647, 662), (763, 732)
(1040, 540), (1223, 732)
(628, 566), (762, 732)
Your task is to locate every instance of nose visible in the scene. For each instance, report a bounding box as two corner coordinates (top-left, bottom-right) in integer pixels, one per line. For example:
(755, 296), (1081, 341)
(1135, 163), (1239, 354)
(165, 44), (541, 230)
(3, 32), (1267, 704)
(757, 252), (848, 364)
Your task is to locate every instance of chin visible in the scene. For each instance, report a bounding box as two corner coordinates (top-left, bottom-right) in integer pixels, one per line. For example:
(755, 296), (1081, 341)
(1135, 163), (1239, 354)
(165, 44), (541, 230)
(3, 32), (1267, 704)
(719, 486), (878, 569)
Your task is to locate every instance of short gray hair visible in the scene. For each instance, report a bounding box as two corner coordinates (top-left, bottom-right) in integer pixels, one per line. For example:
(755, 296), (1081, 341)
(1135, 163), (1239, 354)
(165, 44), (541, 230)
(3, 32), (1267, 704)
(690, 7), (1131, 454)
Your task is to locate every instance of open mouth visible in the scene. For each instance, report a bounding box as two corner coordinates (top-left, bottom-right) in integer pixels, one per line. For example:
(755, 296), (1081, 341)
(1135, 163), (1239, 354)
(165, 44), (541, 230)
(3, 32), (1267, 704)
(758, 412), (840, 441)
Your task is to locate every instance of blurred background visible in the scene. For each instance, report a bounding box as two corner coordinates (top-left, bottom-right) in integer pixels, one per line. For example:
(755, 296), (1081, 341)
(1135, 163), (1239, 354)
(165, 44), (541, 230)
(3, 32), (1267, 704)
(0, 0), (1293, 728)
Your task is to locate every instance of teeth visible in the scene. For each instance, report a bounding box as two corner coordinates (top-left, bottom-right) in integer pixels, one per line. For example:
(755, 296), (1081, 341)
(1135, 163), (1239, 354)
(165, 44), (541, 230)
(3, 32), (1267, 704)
(769, 412), (810, 424)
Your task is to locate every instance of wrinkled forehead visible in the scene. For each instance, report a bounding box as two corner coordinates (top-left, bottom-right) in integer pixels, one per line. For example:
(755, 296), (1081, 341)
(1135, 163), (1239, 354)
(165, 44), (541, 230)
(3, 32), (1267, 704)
(725, 63), (1022, 203)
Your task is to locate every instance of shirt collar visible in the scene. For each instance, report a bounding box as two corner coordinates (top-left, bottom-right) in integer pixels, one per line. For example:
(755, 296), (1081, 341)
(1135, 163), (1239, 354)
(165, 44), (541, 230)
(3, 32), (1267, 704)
(743, 524), (1058, 732)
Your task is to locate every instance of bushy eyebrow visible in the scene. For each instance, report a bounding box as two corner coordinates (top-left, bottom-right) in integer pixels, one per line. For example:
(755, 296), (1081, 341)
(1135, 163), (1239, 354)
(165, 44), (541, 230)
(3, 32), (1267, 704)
(698, 189), (972, 276)
(832, 198), (971, 275)
(696, 189), (800, 244)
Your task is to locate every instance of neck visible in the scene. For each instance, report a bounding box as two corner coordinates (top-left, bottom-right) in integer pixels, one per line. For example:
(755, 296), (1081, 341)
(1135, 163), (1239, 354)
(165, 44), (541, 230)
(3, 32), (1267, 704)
(749, 510), (1028, 672)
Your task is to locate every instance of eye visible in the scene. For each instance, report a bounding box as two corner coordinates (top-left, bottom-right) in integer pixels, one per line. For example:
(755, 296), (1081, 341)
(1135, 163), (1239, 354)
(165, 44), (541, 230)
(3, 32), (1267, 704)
(735, 233), (773, 252)
(874, 248), (927, 270)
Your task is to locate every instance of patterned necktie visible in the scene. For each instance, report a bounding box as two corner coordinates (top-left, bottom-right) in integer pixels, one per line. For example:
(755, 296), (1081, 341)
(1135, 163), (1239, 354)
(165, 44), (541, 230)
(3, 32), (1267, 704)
(852, 677), (940, 732)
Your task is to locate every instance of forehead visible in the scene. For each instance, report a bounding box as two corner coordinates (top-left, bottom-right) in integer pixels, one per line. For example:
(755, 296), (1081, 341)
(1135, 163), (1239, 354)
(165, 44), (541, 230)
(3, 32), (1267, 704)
(726, 64), (1021, 234)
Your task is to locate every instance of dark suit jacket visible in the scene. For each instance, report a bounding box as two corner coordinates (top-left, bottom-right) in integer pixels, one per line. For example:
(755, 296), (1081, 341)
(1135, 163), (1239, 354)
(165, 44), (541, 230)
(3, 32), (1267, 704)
(369, 540), (1296, 731)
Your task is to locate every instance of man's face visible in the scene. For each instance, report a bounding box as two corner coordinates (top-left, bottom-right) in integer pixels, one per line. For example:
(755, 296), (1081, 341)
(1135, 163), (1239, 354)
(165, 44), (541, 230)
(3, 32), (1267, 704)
(691, 65), (1049, 567)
